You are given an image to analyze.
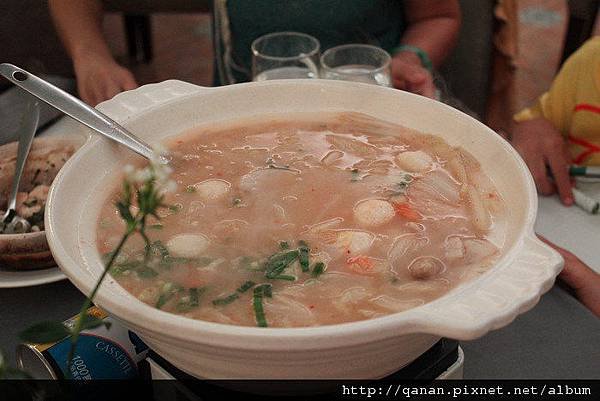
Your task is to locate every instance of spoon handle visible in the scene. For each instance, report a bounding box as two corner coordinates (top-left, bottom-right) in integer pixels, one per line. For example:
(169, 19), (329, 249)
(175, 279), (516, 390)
(0, 63), (154, 160)
(6, 100), (39, 213)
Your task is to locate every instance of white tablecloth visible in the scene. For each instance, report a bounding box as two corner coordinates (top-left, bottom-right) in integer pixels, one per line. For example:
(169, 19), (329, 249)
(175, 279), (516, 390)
(535, 181), (600, 273)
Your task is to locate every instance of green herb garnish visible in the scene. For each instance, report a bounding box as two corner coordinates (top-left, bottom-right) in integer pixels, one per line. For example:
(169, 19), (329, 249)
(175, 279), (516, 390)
(279, 241), (290, 250)
(311, 262), (326, 278)
(212, 280), (256, 306)
(177, 287), (205, 312)
(298, 240), (310, 272)
(253, 284), (272, 327)
(149, 224), (164, 230)
(264, 250), (299, 279)
(186, 185), (197, 193)
(351, 168), (360, 182)
(269, 274), (296, 281)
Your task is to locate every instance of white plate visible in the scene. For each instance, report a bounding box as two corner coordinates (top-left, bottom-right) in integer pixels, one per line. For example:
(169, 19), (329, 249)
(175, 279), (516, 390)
(0, 266), (66, 288)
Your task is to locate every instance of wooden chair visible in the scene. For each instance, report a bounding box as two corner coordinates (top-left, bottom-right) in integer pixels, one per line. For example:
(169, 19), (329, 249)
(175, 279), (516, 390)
(102, 0), (209, 63)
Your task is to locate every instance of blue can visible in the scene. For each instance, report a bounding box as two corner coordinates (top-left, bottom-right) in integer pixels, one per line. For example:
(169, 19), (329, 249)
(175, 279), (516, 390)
(17, 307), (149, 379)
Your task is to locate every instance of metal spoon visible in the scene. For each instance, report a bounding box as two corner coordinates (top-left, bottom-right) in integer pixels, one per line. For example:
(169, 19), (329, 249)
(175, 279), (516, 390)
(0, 99), (39, 234)
(0, 63), (156, 161)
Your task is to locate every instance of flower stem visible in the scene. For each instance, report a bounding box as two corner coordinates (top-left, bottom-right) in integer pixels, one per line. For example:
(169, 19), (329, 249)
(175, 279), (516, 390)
(65, 225), (135, 377)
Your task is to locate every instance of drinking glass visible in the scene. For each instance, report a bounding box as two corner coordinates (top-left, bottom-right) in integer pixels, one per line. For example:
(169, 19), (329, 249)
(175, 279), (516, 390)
(251, 32), (320, 81)
(320, 44), (391, 87)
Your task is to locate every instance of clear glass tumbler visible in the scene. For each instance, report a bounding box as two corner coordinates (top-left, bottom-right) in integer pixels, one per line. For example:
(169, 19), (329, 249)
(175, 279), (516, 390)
(251, 32), (321, 81)
(320, 44), (391, 87)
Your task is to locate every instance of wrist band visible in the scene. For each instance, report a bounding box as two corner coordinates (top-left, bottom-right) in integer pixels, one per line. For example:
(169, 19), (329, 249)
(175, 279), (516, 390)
(392, 45), (433, 73)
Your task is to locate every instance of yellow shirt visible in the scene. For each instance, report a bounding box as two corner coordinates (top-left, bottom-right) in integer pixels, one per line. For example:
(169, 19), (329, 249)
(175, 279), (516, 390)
(514, 37), (600, 165)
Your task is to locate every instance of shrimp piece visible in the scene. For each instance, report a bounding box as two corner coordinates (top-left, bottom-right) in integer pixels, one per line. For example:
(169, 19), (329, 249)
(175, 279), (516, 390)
(346, 255), (385, 276)
(391, 202), (421, 221)
(353, 199), (395, 227)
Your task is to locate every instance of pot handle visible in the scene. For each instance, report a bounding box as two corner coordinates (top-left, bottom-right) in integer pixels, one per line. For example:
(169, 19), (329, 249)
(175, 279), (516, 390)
(95, 80), (212, 123)
(413, 234), (563, 340)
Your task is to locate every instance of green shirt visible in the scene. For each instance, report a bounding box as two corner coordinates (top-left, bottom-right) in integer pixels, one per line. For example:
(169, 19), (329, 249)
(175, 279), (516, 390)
(214, 0), (405, 84)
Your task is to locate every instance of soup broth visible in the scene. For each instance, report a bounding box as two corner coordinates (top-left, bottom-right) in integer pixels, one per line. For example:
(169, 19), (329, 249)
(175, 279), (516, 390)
(96, 112), (506, 328)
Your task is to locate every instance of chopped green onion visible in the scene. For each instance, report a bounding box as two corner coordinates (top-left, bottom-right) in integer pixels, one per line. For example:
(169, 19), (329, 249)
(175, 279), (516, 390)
(269, 274), (296, 281)
(186, 185), (197, 193)
(279, 241), (290, 250)
(237, 280), (256, 293)
(149, 224), (164, 230)
(298, 240), (310, 272)
(176, 287), (205, 312)
(311, 262), (326, 278)
(253, 284), (272, 328)
(212, 280), (256, 306)
(265, 250), (299, 279)
(212, 293), (239, 306)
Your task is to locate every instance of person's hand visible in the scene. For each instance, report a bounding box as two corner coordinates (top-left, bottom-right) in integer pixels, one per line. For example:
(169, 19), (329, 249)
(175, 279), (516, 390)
(539, 236), (600, 317)
(510, 118), (574, 206)
(73, 53), (138, 106)
(391, 51), (436, 98)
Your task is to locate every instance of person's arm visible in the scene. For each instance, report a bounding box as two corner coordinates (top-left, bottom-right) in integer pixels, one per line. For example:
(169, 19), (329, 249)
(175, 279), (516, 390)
(49, 0), (138, 105)
(508, 40), (600, 205)
(391, 0), (461, 97)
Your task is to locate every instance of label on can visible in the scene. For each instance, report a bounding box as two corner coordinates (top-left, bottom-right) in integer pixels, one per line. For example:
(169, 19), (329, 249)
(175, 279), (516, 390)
(18, 306), (149, 380)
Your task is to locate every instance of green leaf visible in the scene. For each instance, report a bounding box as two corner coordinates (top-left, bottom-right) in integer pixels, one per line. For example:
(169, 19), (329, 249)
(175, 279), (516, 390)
(115, 201), (134, 224)
(19, 321), (70, 344)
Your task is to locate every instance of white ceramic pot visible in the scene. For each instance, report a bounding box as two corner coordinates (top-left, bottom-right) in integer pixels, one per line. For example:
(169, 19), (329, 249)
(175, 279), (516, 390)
(45, 80), (562, 379)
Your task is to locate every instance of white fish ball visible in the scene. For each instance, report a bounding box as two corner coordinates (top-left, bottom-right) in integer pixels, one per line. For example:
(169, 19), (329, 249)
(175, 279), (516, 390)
(166, 233), (210, 258)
